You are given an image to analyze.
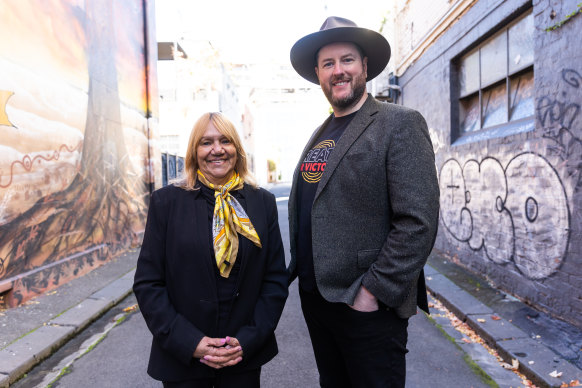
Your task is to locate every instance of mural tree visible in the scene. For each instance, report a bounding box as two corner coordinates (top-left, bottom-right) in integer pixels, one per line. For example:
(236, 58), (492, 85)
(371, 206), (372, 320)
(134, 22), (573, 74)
(0, 1), (149, 304)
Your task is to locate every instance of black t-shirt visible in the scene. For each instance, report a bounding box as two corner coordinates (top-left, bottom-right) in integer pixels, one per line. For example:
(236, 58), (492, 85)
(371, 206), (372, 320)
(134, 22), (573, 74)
(296, 112), (356, 293)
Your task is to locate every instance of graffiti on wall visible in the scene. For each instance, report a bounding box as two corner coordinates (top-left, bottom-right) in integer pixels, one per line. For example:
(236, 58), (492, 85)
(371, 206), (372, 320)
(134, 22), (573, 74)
(0, 1), (153, 306)
(439, 68), (581, 281)
(538, 69), (582, 191)
(439, 153), (570, 280)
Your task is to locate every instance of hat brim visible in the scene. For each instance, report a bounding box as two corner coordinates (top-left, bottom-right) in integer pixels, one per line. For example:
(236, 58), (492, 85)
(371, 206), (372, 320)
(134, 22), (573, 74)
(290, 27), (391, 84)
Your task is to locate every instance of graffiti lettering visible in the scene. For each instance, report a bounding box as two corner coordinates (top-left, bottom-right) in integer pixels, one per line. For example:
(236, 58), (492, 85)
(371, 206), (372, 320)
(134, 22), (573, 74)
(440, 153), (570, 280)
(537, 96), (579, 131)
(538, 69), (581, 160)
(562, 68), (582, 88)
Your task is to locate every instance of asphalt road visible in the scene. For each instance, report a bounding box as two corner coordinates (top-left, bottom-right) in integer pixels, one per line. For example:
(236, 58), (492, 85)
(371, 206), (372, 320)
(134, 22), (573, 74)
(15, 183), (494, 388)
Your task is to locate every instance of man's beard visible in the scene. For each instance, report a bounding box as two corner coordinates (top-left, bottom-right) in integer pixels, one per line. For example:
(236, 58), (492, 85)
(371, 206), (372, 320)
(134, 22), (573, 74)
(322, 71), (367, 111)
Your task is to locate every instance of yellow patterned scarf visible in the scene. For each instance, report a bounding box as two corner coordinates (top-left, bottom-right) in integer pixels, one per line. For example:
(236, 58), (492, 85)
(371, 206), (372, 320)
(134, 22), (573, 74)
(197, 170), (262, 278)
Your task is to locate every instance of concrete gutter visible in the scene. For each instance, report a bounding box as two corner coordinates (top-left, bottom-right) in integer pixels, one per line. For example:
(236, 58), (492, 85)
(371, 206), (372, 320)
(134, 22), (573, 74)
(425, 262), (582, 388)
(1, 249), (581, 388)
(0, 270), (135, 387)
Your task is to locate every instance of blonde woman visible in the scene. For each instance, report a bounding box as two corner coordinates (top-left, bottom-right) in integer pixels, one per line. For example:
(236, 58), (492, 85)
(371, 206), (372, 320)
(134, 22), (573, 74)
(134, 112), (288, 387)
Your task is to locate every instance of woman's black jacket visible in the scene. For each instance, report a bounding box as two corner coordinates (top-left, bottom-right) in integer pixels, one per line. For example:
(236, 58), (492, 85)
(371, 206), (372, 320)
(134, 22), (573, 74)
(133, 184), (288, 381)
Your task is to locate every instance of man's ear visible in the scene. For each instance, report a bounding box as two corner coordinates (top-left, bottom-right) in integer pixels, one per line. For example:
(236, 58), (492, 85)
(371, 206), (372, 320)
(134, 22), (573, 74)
(315, 66), (319, 78)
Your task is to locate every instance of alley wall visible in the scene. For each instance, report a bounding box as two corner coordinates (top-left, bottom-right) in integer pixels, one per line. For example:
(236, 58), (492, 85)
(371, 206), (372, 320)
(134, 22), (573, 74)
(396, 0), (582, 328)
(0, 0), (159, 307)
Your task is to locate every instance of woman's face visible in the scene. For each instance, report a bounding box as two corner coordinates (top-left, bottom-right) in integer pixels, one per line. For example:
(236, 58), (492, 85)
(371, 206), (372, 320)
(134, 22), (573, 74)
(196, 122), (238, 186)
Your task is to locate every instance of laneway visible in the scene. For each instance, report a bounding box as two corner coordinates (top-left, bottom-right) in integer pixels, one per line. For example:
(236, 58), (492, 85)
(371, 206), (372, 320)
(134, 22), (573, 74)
(12, 185), (502, 388)
(13, 286), (496, 388)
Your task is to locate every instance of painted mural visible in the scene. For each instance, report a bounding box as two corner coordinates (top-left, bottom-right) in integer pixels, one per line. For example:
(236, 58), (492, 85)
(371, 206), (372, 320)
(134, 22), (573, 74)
(0, 0), (156, 307)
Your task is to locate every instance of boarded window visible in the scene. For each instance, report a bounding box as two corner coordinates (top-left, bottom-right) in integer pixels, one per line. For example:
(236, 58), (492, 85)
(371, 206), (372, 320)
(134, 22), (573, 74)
(456, 10), (533, 138)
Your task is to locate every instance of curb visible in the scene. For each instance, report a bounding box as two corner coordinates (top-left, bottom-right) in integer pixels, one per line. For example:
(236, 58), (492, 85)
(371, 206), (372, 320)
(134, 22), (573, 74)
(0, 270), (135, 387)
(425, 264), (582, 388)
(2, 259), (581, 388)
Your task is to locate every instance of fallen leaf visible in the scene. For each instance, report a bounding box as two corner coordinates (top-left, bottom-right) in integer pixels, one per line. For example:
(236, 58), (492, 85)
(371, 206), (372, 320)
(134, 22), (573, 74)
(123, 304), (138, 313)
(462, 338), (471, 343)
(491, 315), (501, 321)
(428, 294), (536, 386)
(512, 359), (520, 370)
(528, 360), (535, 365)
(477, 318), (486, 323)
(501, 362), (514, 370)
(568, 379), (581, 386)
(549, 370), (563, 378)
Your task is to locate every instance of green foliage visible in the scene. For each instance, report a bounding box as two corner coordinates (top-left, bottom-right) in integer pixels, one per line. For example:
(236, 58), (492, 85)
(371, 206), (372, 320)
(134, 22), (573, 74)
(545, 3), (582, 31)
(463, 354), (499, 388)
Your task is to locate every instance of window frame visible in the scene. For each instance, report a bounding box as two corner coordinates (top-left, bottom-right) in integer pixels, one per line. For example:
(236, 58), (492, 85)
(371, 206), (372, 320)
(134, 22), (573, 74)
(452, 10), (534, 144)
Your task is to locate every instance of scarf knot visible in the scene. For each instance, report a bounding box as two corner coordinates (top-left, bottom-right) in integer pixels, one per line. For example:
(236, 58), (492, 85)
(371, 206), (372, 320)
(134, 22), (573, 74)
(197, 170), (262, 277)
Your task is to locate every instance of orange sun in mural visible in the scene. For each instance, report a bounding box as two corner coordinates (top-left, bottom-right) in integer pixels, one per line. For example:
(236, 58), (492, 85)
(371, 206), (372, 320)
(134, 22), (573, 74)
(0, 90), (15, 128)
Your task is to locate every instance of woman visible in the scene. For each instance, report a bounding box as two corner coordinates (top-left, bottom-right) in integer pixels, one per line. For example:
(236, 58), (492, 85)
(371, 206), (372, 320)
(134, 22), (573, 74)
(134, 112), (288, 387)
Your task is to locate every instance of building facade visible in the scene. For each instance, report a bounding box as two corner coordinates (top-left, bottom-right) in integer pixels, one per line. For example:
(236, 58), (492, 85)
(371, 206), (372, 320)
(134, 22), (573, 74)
(0, 0), (159, 307)
(384, 0), (582, 328)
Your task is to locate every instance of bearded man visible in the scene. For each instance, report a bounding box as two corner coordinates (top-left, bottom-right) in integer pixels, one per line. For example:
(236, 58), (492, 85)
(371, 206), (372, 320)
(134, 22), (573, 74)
(287, 16), (440, 388)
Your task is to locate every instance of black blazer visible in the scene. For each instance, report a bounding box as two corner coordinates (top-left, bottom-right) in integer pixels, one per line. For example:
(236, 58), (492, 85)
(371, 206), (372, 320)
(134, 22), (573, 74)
(133, 184), (288, 382)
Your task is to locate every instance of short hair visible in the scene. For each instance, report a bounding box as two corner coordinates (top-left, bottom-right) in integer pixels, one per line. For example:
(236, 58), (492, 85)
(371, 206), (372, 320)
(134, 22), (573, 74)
(314, 42), (366, 67)
(175, 112), (257, 190)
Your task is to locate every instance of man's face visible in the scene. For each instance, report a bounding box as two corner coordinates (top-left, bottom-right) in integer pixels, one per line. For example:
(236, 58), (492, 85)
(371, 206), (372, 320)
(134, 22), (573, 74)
(315, 42), (368, 113)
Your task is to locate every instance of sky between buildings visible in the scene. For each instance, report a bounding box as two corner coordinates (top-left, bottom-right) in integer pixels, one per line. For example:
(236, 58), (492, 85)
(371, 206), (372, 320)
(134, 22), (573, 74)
(155, 0), (391, 184)
(156, 0), (390, 65)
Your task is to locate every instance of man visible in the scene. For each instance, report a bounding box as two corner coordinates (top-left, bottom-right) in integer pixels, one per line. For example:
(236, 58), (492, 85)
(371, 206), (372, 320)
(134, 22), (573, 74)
(287, 16), (440, 388)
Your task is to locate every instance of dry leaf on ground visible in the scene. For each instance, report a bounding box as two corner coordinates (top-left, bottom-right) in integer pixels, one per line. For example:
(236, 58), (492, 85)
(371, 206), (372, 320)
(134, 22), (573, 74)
(123, 304), (138, 313)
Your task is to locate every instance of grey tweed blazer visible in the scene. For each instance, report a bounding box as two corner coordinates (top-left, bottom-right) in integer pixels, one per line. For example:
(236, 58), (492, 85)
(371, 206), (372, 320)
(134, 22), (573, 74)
(288, 95), (439, 318)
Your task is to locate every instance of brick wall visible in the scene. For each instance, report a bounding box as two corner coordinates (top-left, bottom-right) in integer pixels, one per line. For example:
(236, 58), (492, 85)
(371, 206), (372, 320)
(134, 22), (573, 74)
(394, 0), (582, 328)
(393, 0), (454, 59)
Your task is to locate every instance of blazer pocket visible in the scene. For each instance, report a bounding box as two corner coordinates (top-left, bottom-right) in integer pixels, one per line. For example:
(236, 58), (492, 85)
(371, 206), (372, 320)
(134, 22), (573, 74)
(357, 249), (380, 269)
(343, 152), (379, 164)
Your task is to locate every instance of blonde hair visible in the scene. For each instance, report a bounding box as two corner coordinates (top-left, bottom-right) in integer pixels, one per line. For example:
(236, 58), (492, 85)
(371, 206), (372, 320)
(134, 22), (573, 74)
(175, 112), (257, 190)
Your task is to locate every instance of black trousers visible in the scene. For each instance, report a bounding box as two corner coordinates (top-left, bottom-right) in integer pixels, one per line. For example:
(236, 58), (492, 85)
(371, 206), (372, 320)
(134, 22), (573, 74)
(162, 368), (260, 388)
(299, 288), (409, 388)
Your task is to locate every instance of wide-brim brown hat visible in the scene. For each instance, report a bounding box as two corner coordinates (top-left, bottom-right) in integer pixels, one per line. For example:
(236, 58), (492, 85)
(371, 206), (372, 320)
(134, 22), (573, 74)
(290, 16), (391, 84)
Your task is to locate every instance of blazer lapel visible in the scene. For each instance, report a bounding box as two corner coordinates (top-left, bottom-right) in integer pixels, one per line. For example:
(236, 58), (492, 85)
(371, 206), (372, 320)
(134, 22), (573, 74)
(314, 95), (380, 200)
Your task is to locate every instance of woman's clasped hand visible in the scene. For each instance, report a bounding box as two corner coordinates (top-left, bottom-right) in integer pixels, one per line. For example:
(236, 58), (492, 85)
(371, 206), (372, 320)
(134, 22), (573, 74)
(195, 336), (243, 369)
